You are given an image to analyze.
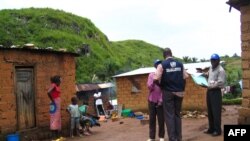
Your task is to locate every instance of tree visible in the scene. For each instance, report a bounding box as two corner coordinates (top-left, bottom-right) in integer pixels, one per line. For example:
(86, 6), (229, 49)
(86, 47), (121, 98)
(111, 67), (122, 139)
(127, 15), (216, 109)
(191, 57), (198, 63)
(182, 56), (191, 63)
(200, 58), (207, 62)
(96, 59), (120, 82)
(232, 53), (240, 58)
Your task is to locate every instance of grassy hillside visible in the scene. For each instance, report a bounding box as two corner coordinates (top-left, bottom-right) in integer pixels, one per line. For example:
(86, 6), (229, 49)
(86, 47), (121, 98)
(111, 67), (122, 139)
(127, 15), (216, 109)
(0, 8), (163, 82)
(0, 8), (241, 84)
(221, 56), (242, 85)
(111, 40), (164, 72)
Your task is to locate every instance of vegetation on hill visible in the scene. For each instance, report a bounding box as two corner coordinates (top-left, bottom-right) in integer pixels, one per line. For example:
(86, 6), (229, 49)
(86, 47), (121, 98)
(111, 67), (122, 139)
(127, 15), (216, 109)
(0, 8), (242, 86)
(0, 8), (163, 82)
(221, 55), (242, 85)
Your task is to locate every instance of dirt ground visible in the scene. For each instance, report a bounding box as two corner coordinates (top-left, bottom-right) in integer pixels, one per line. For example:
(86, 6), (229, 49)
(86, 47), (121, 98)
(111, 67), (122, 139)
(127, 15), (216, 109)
(63, 105), (239, 141)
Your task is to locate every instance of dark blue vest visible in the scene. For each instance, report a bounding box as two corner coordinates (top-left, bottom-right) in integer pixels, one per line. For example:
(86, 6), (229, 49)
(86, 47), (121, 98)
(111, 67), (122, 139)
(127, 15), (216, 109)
(160, 58), (185, 92)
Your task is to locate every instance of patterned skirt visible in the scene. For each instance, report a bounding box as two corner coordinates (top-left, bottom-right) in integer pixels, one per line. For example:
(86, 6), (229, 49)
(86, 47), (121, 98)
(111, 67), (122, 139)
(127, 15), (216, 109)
(50, 97), (61, 130)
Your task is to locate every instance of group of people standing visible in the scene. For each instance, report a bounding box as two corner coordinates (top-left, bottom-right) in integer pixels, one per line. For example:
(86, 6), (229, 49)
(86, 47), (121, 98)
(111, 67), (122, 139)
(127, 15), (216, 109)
(45, 47), (226, 141)
(146, 48), (226, 141)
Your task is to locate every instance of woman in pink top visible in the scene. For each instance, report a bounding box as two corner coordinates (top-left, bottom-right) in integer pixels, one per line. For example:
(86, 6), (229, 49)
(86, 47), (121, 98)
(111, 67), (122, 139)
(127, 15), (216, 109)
(47, 75), (62, 140)
(147, 60), (165, 141)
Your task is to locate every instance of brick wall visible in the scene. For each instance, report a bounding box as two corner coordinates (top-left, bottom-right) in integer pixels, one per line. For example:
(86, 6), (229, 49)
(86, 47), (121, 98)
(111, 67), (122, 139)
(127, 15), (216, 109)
(0, 49), (77, 135)
(182, 75), (207, 110)
(116, 75), (148, 112)
(238, 5), (250, 124)
(115, 73), (207, 113)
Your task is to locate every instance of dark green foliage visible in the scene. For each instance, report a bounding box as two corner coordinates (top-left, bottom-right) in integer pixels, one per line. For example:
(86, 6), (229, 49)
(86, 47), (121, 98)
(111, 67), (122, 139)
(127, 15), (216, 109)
(222, 98), (242, 105)
(220, 55), (242, 105)
(0, 8), (163, 82)
(223, 93), (237, 99)
(221, 56), (242, 85)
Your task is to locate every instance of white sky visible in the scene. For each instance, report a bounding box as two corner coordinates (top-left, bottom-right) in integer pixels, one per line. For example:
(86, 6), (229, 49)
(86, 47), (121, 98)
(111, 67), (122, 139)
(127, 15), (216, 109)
(0, 0), (241, 60)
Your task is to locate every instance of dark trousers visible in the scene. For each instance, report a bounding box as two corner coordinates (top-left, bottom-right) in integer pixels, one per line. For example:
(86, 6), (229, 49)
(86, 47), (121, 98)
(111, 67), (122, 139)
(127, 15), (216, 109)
(148, 101), (165, 139)
(162, 90), (183, 141)
(206, 89), (222, 133)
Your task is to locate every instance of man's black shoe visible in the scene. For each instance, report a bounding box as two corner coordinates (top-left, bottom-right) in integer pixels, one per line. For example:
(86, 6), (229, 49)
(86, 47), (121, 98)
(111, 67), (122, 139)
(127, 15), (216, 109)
(203, 130), (213, 134)
(211, 131), (221, 136)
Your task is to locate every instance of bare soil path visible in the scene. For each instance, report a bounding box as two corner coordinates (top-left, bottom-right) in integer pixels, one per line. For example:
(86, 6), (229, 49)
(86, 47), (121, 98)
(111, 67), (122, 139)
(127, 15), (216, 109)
(58, 105), (239, 141)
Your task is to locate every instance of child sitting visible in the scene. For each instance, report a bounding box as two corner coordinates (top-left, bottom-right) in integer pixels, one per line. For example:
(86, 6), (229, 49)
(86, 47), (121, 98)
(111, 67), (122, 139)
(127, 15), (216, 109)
(79, 101), (101, 135)
(66, 96), (82, 138)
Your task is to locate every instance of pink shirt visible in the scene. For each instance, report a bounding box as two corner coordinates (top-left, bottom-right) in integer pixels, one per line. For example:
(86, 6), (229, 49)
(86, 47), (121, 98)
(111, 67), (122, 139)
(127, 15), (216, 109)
(147, 72), (162, 103)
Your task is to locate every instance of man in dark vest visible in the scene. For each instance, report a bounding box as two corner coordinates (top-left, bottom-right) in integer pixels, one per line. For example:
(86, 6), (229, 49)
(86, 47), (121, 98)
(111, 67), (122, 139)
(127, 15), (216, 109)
(154, 48), (188, 141)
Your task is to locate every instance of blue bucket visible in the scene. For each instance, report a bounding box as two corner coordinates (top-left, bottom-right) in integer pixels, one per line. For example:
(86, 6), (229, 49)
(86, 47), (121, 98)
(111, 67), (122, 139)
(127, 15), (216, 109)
(6, 133), (19, 141)
(136, 115), (144, 120)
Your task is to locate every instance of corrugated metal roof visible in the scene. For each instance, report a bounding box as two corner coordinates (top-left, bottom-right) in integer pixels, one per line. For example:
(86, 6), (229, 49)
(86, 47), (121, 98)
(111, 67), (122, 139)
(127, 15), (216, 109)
(184, 61), (211, 75)
(113, 61), (220, 78)
(75, 83), (114, 92)
(113, 67), (156, 78)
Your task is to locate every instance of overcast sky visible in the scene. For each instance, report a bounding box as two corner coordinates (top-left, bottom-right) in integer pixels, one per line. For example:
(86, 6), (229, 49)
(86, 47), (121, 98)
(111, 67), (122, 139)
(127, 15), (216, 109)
(0, 0), (241, 60)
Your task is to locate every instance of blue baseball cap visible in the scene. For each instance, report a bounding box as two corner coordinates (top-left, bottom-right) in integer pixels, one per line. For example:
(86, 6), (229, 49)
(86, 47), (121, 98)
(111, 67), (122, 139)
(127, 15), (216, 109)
(154, 59), (162, 67)
(210, 53), (220, 60)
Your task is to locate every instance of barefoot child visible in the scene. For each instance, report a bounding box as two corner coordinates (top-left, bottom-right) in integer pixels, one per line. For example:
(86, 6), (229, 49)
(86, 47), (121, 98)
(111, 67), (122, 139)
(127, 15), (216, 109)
(67, 96), (82, 138)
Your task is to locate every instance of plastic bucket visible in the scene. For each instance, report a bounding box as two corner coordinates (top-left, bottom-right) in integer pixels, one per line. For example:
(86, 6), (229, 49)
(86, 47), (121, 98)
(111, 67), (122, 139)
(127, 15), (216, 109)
(136, 115), (144, 120)
(121, 109), (131, 117)
(6, 133), (19, 141)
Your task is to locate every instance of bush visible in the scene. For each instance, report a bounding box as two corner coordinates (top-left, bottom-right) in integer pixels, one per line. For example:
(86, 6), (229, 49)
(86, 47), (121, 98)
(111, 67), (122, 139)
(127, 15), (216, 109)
(222, 98), (242, 105)
(223, 93), (235, 99)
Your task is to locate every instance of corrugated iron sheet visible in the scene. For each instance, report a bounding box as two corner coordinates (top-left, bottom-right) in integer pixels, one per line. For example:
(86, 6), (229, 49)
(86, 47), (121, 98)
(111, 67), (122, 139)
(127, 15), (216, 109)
(76, 83), (114, 92)
(113, 61), (225, 78)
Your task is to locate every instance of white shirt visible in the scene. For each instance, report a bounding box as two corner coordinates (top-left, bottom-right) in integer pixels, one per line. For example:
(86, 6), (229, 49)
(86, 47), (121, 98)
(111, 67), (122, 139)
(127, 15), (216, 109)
(96, 99), (103, 105)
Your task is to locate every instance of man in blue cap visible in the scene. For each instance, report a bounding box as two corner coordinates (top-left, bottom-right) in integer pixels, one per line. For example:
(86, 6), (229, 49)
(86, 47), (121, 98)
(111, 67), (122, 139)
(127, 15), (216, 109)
(203, 53), (226, 136)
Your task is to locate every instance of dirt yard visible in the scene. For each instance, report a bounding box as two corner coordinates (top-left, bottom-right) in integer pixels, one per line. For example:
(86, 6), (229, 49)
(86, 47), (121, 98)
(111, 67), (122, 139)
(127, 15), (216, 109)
(62, 105), (239, 141)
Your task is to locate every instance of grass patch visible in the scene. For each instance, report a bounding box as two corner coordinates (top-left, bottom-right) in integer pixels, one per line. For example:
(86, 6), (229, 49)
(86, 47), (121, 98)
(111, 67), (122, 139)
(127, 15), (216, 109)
(222, 98), (242, 105)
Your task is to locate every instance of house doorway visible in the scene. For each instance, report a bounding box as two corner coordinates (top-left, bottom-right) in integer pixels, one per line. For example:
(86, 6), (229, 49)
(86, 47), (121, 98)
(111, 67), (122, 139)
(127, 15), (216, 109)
(15, 67), (36, 130)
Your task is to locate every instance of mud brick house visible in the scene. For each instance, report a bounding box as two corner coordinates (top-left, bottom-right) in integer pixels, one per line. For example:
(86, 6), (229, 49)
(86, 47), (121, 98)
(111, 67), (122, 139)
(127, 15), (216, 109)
(0, 46), (78, 140)
(227, 0), (250, 124)
(75, 83), (115, 115)
(113, 62), (214, 112)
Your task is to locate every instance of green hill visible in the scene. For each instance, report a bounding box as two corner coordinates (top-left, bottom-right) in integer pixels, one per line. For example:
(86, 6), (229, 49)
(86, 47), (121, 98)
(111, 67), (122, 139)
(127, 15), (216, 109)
(0, 8), (242, 84)
(0, 8), (163, 82)
(221, 56), (242, 85)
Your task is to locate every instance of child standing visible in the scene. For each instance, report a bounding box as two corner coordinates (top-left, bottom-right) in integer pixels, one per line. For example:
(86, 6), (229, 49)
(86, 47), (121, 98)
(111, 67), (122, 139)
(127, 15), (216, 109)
(67, 96), (82, 138)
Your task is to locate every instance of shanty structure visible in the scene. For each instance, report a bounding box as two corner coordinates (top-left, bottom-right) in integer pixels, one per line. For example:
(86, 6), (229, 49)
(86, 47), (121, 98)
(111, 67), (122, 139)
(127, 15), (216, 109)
(227, 0), (250, 124)
(75, 83), (115, 115)
(0, 46), (78, 140)
(113, 62), (221, 112)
